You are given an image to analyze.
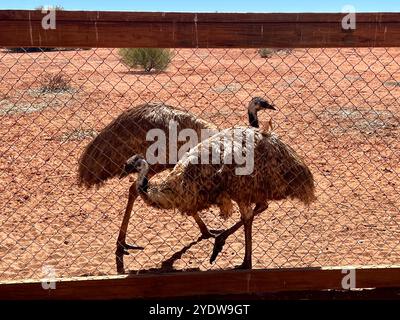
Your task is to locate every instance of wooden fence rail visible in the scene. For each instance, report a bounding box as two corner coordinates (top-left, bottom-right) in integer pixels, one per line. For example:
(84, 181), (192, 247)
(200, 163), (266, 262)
(0, 11), (400, 48)
(1, 266), (400, 300)
(1, 10), (400, 299)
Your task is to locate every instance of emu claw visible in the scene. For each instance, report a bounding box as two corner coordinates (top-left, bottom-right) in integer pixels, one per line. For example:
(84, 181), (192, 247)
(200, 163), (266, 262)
(116, 242), (144, 255)
(122, 243), (145, 250)
(210, 234), (227, 263)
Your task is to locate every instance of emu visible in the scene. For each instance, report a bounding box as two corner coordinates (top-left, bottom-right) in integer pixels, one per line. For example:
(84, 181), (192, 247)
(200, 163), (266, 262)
(123, 126), (315, 269)
(77, 98), (275, 269)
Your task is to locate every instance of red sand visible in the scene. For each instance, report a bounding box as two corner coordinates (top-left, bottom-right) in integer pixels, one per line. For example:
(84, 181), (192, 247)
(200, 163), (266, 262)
(0, 48), (399, 281)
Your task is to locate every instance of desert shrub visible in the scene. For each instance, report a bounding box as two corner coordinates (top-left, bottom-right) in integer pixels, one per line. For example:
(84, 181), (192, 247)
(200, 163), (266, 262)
(259, 48), (276, 58)
(35, 5), (64, 10)
(384, 80), (400, 87)
(39, 73), (72, 93)
(259, 48), (292, 58)
(119, 48), (173, 72)
(60, 128), (98, 141)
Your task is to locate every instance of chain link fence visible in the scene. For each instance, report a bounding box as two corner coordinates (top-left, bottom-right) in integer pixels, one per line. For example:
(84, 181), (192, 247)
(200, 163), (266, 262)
(0, 47), (399, 281)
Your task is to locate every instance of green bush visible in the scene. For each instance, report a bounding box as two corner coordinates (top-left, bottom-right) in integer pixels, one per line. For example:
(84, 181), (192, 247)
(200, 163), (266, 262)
(119, 48), (172, 72)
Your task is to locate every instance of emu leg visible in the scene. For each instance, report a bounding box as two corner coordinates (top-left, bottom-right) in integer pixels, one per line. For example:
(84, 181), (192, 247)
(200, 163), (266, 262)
(210, 202), (267, 264)
(235, 204), (254, 269)
(192, 213), (222, 239)
(116, 183), (143, 274)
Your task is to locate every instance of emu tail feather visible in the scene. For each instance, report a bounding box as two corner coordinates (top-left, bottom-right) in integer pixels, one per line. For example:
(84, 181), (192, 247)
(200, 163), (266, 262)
(78, 125), (136, 188)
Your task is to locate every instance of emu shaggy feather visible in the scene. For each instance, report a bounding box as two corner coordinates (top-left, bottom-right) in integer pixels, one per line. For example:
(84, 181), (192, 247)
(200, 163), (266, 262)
(138, 127), (316, 217)
(136, 127), (315, 269)
(77, 102), (215, 187)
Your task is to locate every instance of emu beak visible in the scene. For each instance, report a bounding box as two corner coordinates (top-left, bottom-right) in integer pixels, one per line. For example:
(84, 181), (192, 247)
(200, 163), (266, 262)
(264, 103), (276, 111)
(258, 100), (276, 111)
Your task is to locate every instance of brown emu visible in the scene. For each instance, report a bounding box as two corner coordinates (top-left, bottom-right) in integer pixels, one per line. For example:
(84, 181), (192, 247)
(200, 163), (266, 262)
(123, 127), (316, 269)
(77, 98), (275, 260)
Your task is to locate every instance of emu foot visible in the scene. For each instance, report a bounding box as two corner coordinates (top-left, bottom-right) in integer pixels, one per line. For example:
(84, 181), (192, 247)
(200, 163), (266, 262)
(122, 242), (145, 250)
(210, 233), (228, 263)
(234, 261), (252, 270)
(116, 258), (125, 274)
(116, 241), (144, 255)
(115, 242), (144, 274)
(115, 251), (125, 274)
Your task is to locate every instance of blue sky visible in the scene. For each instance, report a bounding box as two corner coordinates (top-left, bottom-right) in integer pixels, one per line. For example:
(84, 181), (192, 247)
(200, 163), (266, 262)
(0, 0), (399, 12)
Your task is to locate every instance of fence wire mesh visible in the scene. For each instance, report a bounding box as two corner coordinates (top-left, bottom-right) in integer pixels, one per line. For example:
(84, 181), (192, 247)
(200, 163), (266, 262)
(0, 47), (399, 281)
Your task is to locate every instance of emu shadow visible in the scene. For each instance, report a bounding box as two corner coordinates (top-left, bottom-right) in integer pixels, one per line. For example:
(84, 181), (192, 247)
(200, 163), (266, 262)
(119, 235), (210, 275)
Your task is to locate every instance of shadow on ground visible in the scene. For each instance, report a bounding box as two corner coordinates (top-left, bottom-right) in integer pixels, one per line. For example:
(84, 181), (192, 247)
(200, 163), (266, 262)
(119, 235), (208, 275)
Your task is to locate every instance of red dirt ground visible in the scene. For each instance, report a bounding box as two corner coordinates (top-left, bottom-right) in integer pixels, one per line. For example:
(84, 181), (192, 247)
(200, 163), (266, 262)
(0, 48), (399, 281)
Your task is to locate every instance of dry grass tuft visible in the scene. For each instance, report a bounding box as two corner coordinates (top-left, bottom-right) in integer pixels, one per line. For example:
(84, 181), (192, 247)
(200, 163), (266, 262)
(39, 73), (73, 94)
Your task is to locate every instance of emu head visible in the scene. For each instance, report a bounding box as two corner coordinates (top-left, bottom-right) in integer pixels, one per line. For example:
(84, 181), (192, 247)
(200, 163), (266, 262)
(248, 97), (276, 128)
(120, 155), (148, 178)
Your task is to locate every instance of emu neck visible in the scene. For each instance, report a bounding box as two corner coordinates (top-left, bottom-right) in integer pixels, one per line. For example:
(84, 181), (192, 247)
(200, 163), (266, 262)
(136, 166), (174, 210)
(137, 165), (149, 194)
(248, 111), (259, 128)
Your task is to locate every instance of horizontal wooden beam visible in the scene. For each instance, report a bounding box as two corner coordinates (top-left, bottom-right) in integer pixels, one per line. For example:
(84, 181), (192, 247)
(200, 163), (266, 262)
(1, 265), (400, 300)
(0, 11), (400, 48)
